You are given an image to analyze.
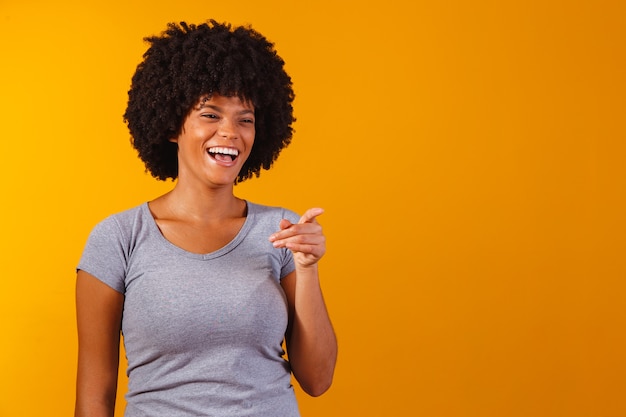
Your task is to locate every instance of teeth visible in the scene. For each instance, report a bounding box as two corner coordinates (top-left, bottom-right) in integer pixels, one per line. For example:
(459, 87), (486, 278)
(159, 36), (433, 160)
(208, 147), (239, 156)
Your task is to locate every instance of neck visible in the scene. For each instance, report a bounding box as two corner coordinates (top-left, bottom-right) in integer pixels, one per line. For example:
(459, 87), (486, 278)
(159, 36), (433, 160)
(160, 181), (245, 223)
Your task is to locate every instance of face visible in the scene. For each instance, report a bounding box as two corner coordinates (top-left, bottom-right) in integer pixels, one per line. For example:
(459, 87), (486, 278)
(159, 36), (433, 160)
(171, 94), (255, 188)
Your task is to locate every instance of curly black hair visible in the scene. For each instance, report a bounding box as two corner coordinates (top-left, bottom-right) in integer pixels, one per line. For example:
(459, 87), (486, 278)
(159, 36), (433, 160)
(123, 20), (295, 183)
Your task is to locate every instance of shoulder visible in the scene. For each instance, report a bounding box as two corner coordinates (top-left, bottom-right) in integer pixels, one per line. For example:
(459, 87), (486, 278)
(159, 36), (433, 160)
(87, 203), (148, 240)
(108, 203), (147, 226)
(247, 201), (300, 224)
(78, 204), (148, 293)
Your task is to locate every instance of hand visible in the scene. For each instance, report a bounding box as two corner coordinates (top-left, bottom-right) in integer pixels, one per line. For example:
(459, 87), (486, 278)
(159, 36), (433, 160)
(269, 208), (326, 267)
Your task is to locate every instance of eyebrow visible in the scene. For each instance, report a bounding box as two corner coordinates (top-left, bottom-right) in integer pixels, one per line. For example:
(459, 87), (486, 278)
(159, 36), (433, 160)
(198, 103), (255, 115)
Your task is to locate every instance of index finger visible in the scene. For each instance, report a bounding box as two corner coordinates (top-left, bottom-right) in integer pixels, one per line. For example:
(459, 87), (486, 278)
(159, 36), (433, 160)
(298, 207), (324, 224)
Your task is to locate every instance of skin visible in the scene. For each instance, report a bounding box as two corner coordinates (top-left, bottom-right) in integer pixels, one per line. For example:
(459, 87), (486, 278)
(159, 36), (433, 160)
(75, 94), (337, 417)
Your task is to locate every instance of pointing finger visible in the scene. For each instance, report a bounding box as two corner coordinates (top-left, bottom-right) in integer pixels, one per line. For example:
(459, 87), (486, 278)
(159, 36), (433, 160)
(298, 208), (324, 224)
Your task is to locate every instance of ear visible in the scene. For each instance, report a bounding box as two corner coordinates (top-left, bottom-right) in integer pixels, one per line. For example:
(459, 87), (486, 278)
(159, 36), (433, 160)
(169, 124), (184, 143)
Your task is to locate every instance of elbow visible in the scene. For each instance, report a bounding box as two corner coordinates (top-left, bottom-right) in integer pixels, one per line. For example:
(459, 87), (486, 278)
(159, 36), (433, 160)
(302, 378), (332, 397)
(300, 373), (334, 397)
(290, 335), (338, 397)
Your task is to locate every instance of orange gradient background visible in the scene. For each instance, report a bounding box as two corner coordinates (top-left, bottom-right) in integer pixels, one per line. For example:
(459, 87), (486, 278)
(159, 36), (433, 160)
(1, 1), (625, 416)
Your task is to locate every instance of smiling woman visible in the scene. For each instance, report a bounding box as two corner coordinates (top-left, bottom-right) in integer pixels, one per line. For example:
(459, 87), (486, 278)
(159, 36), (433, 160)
(122, 21), (295, 184)
(74, 20), (337, 417)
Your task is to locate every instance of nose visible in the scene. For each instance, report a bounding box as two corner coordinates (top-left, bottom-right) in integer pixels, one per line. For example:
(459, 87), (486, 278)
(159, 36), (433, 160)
(217, 117), (238, 140)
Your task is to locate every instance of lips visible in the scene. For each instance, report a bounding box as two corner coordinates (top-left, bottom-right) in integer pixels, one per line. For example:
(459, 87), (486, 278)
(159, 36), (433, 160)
(207, 146), (239, 164)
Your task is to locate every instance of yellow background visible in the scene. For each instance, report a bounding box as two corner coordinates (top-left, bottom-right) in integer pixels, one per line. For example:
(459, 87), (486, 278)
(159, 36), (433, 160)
(1, 0), (625, 416)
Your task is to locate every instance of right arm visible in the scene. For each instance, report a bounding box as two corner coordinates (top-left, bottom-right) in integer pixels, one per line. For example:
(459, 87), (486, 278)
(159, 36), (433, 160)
(75, 270), (124, 417)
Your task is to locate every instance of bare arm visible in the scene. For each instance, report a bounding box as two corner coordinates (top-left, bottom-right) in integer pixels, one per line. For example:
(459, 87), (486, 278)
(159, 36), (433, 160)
(271, 208), (338, 396)
(75, 270), (124, 417)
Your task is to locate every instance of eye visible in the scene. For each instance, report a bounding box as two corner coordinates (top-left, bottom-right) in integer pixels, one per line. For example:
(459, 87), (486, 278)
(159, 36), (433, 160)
(201, 113), (219, 120)
(241, 118), (255, 125)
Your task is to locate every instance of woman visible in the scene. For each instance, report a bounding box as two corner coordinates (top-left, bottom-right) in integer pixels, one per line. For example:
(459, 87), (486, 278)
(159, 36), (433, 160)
(75, 20), (337, 417)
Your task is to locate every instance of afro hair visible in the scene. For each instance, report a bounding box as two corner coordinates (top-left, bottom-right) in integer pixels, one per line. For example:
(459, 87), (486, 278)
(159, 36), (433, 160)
(123, 20), (295, 183)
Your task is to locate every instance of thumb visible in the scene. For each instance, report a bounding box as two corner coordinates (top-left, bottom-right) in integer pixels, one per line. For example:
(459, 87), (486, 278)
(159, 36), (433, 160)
(279, 218), (293, 230)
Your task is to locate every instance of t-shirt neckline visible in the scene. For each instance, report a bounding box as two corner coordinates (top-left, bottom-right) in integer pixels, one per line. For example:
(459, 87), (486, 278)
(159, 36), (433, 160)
(140, 200), (255, 260)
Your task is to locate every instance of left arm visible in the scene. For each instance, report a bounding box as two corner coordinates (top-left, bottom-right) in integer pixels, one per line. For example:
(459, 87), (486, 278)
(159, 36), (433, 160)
(270, 208), (338, 397)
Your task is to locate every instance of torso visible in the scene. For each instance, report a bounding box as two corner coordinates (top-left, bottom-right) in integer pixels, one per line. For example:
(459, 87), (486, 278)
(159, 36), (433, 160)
(79, 201), (302, 416)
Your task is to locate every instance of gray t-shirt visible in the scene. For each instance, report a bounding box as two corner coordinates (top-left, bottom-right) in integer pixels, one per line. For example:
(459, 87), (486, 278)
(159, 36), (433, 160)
(78, 201), (301, 417)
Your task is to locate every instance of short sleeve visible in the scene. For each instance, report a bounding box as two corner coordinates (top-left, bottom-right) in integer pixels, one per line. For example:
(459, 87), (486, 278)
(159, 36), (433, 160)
(77, 216), (128, 294)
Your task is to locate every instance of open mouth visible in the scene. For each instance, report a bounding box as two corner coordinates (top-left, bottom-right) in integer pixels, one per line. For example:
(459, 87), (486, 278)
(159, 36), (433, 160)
(207, 146), (239, 162)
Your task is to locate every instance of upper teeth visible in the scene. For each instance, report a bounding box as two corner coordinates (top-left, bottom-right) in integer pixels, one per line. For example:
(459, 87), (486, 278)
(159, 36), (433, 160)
(208, 147), (239, 156)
